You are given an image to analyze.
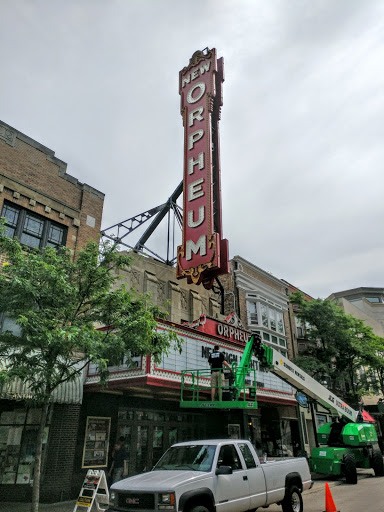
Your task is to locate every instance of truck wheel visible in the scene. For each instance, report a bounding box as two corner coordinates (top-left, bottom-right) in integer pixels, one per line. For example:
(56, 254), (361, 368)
(282, 486), (303, 512)
(343, 454), (357, 484)
(189, 506), (210, 512)
(371, 450), (384, 476)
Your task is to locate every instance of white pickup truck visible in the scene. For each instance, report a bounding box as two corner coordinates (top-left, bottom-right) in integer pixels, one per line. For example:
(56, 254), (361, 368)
(109, 439), (313, 512)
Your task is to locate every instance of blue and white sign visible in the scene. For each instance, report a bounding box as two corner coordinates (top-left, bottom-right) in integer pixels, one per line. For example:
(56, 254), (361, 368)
(296, 391), (308, 408)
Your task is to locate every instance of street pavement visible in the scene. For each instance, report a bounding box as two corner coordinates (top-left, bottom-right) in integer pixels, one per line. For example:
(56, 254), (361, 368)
(1, 500), (77, 512)
(0, 470), (378, 512)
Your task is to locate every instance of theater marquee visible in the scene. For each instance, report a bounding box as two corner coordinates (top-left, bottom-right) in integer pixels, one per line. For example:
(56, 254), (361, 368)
(177, 48), (229, 289)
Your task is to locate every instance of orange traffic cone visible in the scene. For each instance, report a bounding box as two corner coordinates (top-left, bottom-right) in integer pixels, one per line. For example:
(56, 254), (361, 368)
(323, 482), (340, 512)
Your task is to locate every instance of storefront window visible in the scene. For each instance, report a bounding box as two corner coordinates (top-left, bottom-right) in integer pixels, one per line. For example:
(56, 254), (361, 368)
(152, 427), (163, 466)
(115, 406), (207, 476)
(169, 427), (178, 446)
(280, 419), (294, 457)
(0, 407), (49, 485)
(316, 414), (328, 428)
(136, 426), (148, 473)
(118, 409), (134, 421)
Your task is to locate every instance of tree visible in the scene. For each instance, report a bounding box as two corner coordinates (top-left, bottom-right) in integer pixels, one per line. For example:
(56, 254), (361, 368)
(362, 335), (384, 397)
(290, 291), (378, 407)
(0, 231), (179, 512)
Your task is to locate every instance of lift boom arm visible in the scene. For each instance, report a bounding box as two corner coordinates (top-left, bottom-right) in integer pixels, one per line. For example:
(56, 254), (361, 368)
(239, 335), (359, 423)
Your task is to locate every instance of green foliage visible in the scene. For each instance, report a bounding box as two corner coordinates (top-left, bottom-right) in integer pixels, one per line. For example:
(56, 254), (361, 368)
(290, 291), (380, 405)
(362, 336), (384, 396)
(0, 228), (180, 405)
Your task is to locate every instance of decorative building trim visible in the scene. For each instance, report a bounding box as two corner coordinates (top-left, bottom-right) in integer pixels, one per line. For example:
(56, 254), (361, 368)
(235, 272), (288, 310)
(0, 172), (81, 219)
(0, 123), (16, 146)
(144, 271), (158, 284)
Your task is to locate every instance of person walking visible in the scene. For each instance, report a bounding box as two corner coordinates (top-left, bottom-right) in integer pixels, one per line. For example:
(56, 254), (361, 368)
(109, 437), (129, 484)
(208, 345), (232, 400)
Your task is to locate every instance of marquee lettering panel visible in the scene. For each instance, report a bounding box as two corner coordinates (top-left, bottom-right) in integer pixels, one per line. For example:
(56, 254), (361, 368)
(156, 333), (291, 393)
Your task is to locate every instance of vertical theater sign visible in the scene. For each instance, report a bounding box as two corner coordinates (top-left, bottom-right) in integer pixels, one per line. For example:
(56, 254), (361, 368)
(177, 48), (229, 289)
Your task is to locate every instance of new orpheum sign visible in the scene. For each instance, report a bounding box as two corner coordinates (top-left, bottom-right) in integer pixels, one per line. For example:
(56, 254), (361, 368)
(177, 48), (229, 289)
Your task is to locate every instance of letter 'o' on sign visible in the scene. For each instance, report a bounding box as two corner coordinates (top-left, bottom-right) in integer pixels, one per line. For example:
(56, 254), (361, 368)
(187, 82), (206, 104)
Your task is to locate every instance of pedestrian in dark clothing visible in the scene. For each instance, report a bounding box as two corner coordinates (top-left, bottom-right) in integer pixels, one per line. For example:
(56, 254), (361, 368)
(109, 437), (128, 484)
(208, 345), (231, 400)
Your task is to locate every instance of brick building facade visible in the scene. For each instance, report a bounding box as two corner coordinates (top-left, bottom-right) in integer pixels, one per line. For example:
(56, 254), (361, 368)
(0, 119), (104, 502)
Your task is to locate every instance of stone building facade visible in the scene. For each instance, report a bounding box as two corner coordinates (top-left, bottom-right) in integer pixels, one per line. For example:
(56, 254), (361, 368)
(115, 253), (222, 323)
(0, 119), (104, 502)
(220, 256), (297, 359)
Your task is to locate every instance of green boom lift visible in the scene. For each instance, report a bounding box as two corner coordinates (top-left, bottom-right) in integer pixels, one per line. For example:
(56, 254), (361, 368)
(180, 334), (384, 483)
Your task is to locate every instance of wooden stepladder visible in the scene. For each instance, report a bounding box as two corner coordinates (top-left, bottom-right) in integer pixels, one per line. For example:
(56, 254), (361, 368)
(73, 469), (109, 511)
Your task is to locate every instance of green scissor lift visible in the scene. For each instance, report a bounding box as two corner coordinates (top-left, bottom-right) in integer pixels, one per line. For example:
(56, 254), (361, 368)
(180, 335), (274, 409)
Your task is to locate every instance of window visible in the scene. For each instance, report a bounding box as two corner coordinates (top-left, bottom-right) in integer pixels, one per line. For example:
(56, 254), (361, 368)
(277, 311), (284, 334)
(247, 302), (258, 324)
(269, 308), (276, 331)
(217, 444), (241, 471)
(238, 443), (257, 468)
(261, 304), (268, 328)
(366, 297), (381, 303)
(1, 202), (66, 250)
(295, 317), (304, 338)
(0, 408), (50, 485)
(0, 314), (22, 336)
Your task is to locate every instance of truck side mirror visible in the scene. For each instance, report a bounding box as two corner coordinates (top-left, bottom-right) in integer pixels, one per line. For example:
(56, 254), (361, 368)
(216, 465), (233, 475)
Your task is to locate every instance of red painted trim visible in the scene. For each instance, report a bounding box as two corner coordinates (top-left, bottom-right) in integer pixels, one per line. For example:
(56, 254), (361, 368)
(258, 387), (293, 396)
(84, 375), (148, 391)
(146, 376), (181, 389)
(258, 396), (297, 406)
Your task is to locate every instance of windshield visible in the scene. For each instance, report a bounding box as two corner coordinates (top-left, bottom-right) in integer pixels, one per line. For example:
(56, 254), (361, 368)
(153, 444), (216, 472)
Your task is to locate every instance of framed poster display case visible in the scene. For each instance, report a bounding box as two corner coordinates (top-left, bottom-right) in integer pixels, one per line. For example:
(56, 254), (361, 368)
(82, 416), (111, 468)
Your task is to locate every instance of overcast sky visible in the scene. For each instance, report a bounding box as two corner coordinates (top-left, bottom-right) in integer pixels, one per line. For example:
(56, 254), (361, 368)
(1, 0), (383, 299)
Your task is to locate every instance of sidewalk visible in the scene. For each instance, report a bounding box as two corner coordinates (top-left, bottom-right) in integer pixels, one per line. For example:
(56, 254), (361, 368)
(1, 501), (77, 512)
